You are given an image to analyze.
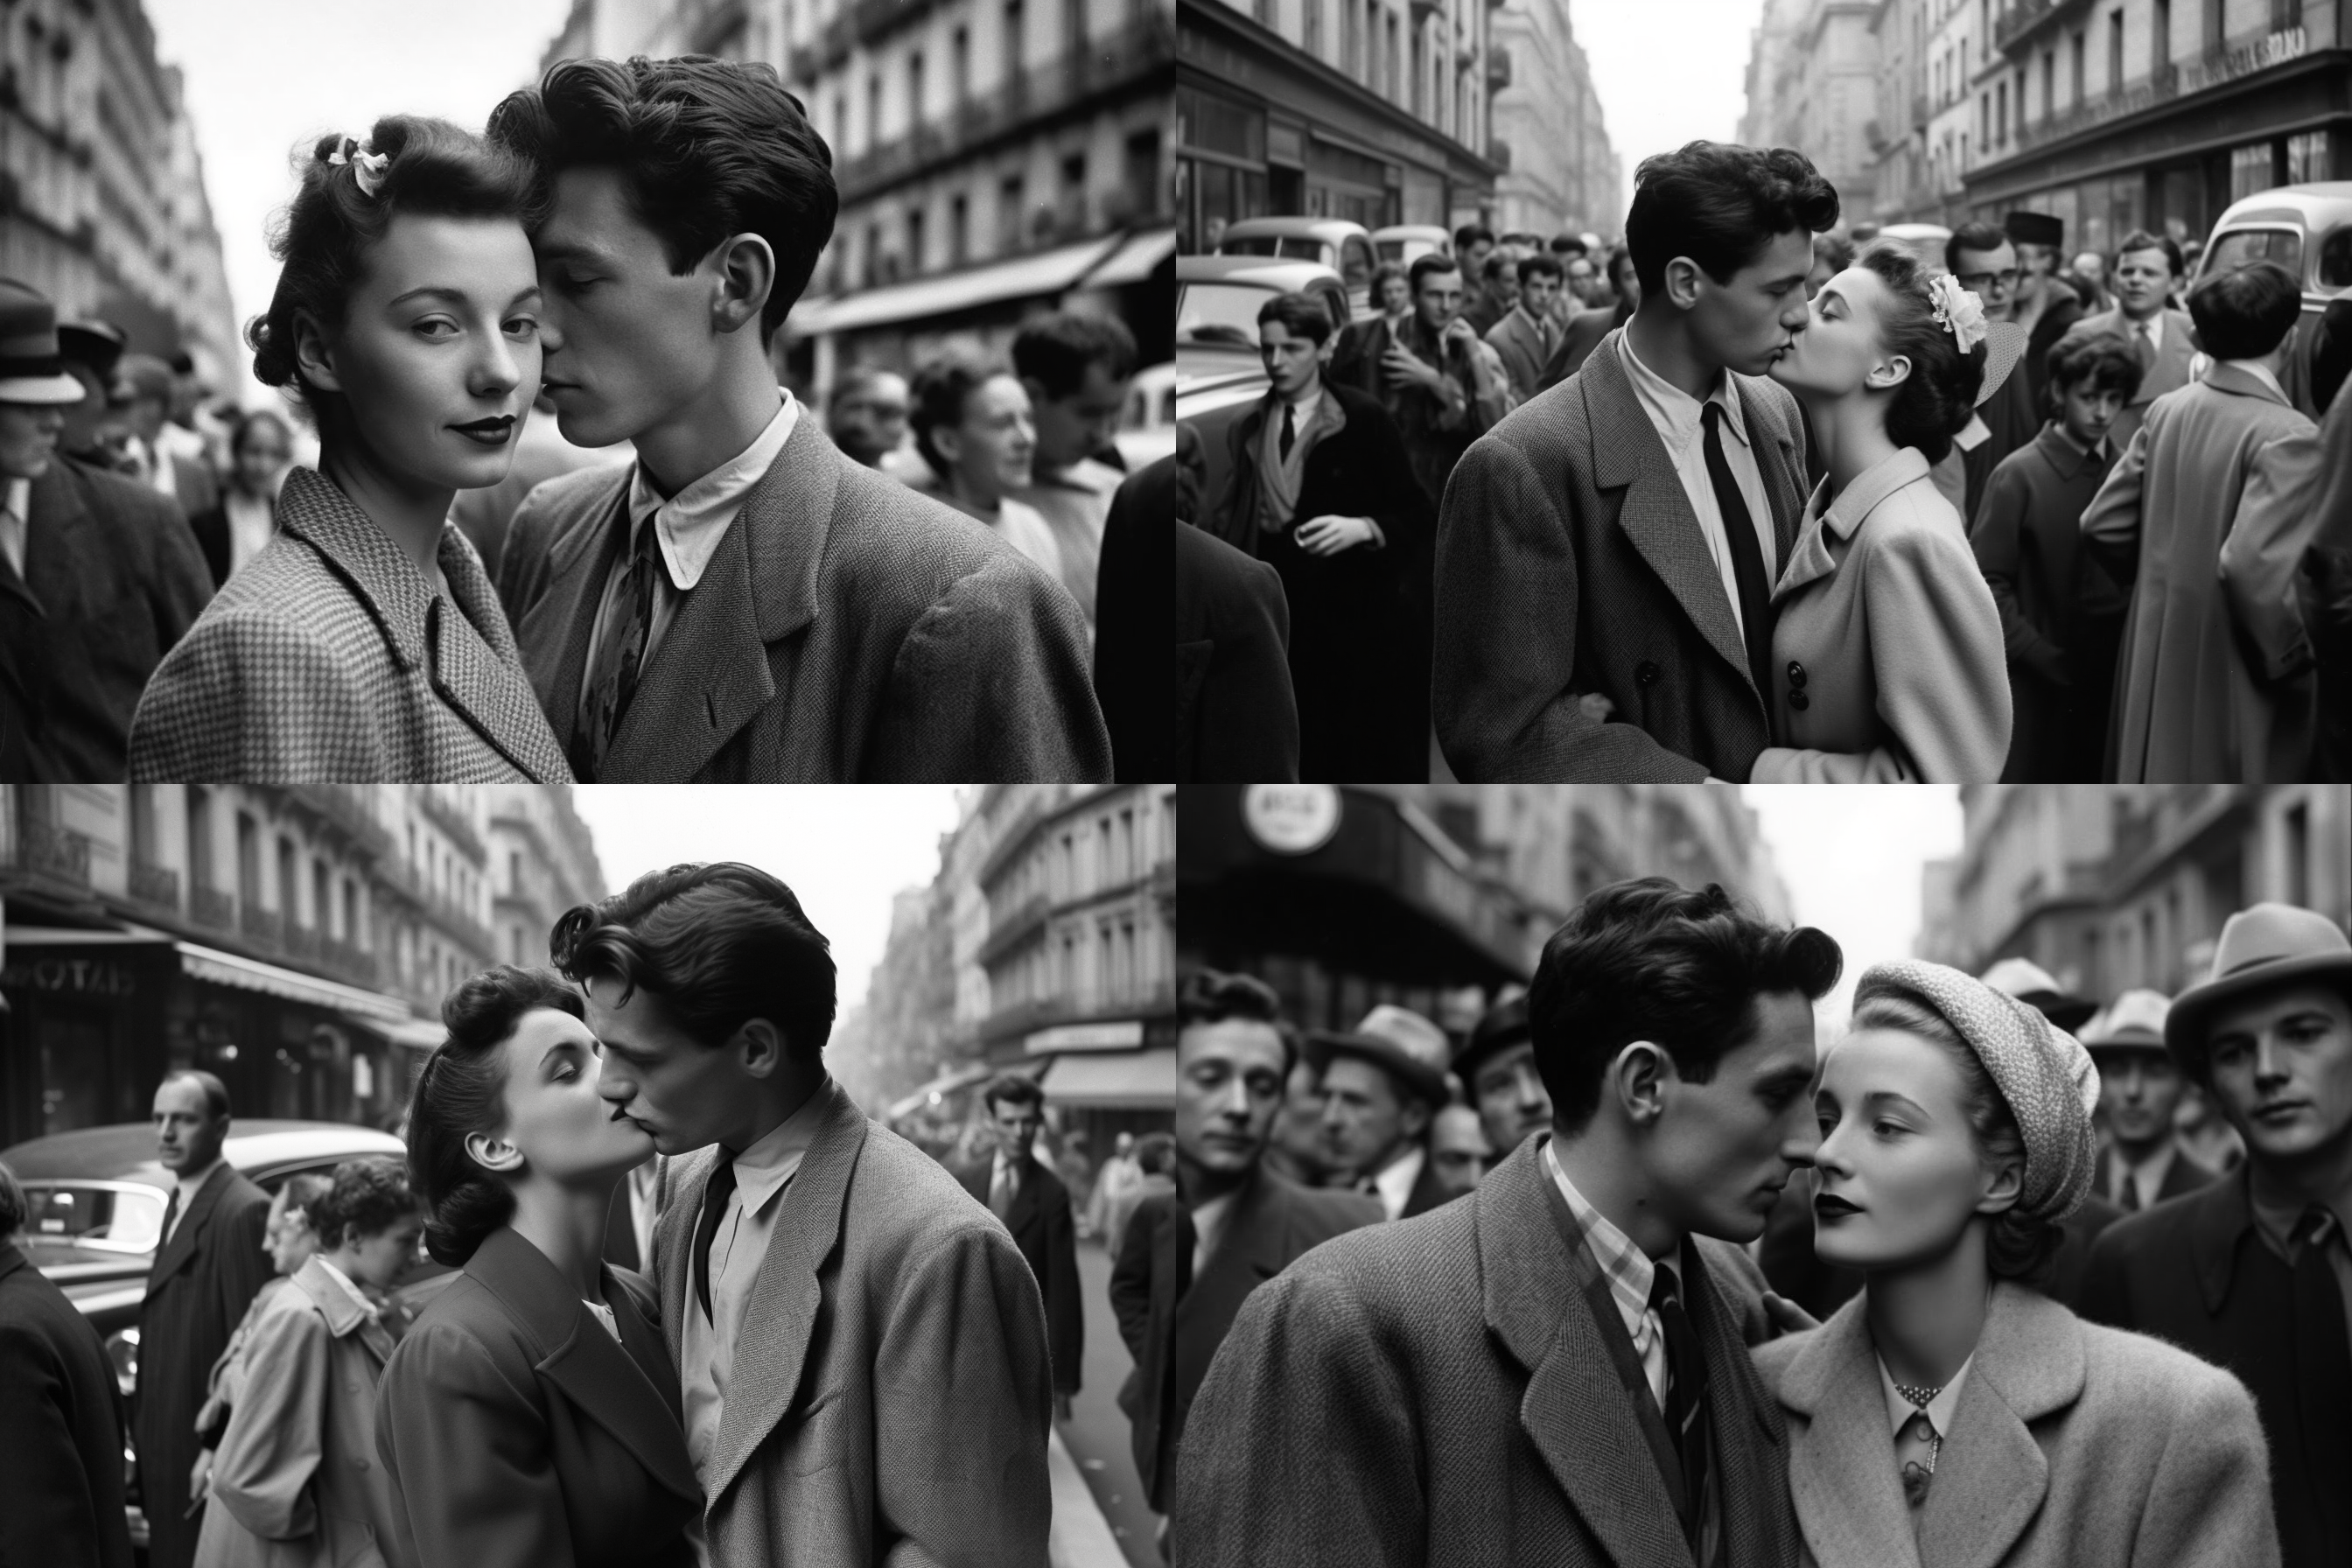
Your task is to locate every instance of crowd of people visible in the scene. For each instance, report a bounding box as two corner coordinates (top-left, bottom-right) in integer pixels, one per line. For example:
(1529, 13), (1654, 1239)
(1176, 138), (2352, 786)
(0, 52), (1166, 787)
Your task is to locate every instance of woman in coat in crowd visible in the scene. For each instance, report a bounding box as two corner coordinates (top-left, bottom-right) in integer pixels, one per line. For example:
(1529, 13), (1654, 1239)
(906, 357), (1068, 593)
(187, 1172), (331, 1511)
(374, 967), (700, 1568)
(1753, 960), (2278, 1568)
(186, 410), (296, 590)
(1754, 249), (2014, 780)
(127, 115), (569, 782)
(194, 1160), (422, 1568)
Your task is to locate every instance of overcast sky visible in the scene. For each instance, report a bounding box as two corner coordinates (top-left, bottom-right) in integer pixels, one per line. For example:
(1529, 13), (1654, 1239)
(147, 0), (571, 396)
(1569, 0), (1770, 223)
(1742, 786), (1964, 1026)
(566, 787), (963, 1009)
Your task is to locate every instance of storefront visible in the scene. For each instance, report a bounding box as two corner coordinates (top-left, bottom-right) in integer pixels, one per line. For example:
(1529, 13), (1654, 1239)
(1177, 785), (1536, 1042)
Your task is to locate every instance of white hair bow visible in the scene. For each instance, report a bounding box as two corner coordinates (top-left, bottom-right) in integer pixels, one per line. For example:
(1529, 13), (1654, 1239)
(1928, 273), (1987, 354)
(326, 136), (389, 199)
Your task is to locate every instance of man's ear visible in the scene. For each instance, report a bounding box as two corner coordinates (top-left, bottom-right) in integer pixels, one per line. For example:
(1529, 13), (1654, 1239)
(734, 1018), (789, 1080)
(293, 312), (342, 394)
(464, 1130), (524, 1176)
(1610, 1040), (1673, 1126)
(1662, 256), (1705, 312)
(710, 233), (776, 337)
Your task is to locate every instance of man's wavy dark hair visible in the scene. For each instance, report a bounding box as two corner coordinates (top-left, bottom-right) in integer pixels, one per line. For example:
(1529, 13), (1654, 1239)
(1625, 140), (1841, 298)
(1177, 969), (1298, 1076)
(1530, 878), (1843, 1131)
(487, 54), (836, 341)
(550, 862), (836, 1061)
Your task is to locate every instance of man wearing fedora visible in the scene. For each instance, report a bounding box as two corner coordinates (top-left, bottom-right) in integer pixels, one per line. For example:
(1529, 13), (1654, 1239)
(1173, 878), (1838, 1566)
(1457, 991), (1553, 1161)
(2083, 988), (2216, 1213)
(2079, 902), (2352, 1568)
(1110, 971), (1381, 1521)
(0, 277), (211, 781)
(1311, 1004), (1454, 1222)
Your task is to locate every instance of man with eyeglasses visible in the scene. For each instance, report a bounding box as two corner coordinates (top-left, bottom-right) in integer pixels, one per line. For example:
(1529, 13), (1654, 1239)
(2061, 230), (2198, 453)
(1999, 210), (2086, 411)
(1945, 220), (2044, 522)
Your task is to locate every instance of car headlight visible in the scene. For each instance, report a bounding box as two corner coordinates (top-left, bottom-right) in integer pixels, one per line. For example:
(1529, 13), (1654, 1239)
(104, 1326), (138, 1400)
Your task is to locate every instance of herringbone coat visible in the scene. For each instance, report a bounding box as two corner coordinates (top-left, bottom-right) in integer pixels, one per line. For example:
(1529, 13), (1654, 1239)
(1432, 328), (1812, 782)
(496, 416), (1110, 782)
(126, 467), (570, 782)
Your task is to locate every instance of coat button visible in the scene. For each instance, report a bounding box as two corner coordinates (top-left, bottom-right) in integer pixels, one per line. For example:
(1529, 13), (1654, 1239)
(1636, 662), (1660, 685)
(1788, 690), (1810, 711)
(1786, 661), (1807, 690)
(353, 1457), (368, 1470)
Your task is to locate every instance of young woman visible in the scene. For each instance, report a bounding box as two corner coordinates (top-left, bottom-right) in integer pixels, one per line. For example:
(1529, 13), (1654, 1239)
(1754, 960), (2278, 1568)
(128, 116), (570, 782)
(195, 1159), (422, 1568)
(188, 1172), (332, 1508)
(1754, 249), (2015, 781)
(374, 967), (699, 1568)
(907, 357), (1064, 584)
(186, 409), (296, 589)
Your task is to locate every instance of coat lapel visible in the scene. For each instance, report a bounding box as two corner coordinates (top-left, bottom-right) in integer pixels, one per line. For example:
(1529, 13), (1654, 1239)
(145, 1164), (234, 1294)
(427, 529), (571, 780)
(1776, 1297), (1924, 1568)
(703, 1080), (867, 1504)
(13, 462), (93, 616)
(522, 473), (633, 757)
(1917, 1285), (2078, 1568)
(652, 1148), (720, 1371)
(1734, 376), (1806, 564)
(288, 1256), (396, 1365)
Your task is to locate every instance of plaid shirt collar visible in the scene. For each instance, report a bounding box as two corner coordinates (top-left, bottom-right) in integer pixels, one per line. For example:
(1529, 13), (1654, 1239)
(1542, 1137), (1678, 1357)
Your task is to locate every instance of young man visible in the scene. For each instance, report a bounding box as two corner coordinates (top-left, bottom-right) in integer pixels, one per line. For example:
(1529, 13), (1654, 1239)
(2082, 989), (2216, 1212)
(1460, 252), (1518, 340)
(953, 1074), (1082, 1418)
(2001, 210), (2085, 412)
(1172, 878), (1838, 1566)
(1309, 1004), (1453, 1221)
(1536, 242), (1640, 391)
(2082, 259), (2322, 782)
(1436, 141), (1835, 782)
(1426, 1106), (1494, 1199)
(488, 57), (1107, 783)
(1455, 991), (1553, 1158)
(1946, 220), (2041, 520)
(822, 367), (911, 470)
(108, 353), (217, 523)
(1487, 253), (1567, 405)
(136, 1072), (272, 1568)
(1202, 290), (1431, 780)
(2062, 229), (2197, 453)
(563, 863), (1052, 1566)
(1970, 328), (2141, 781)
(1012, 311), (1138, 626)
(2079, 903), (2352, 1568)
(1109, 972), (1381, 1516)
(1383, 254), (1515, 510)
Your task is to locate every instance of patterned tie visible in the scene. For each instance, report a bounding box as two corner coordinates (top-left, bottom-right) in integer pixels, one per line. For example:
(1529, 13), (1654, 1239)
(691, 1156), (739, 1326)
(571, 507), (664, 782)
(1279, 401), (1297, 463)
(1650, 1266), (1712, 1560)
(1893, 1381), (1945, 1508)
(1701, 402), (1775, 697)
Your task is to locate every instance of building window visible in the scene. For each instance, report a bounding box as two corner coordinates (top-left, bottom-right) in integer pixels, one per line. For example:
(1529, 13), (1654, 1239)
(2287, 130), (2327, 183)
(343, 881), (359, 946)
(864, 219), (884, 286)
(907, 51), (925, 129)
(2152, 0), (2170, 70)
(907, 204), (927, 272)
(949, 192), (969, 262)
(999, 173), (1025, 251)
(2069, 30), (2084, 104)
(313, 861), (331, 934)
(1303, 0), (1322, 59)
(1410, 24), (1424, 117)
(187, 788), (212, 890)
(1005, 0), (1025, 77)
(1342, 0), (1359, 78)
(2202, 0), (2222, 51)
(2231, 141), (2274, 200)
(2270, 0), (2296, 32)
(276, 836), (298, 922)
(867, 72), (882, 149)
(2107, 10), (2123, 90)
(1068, 0), (1090, 49)
(952, 26), (970, 102)
(1124, 130), (1161, 218)
(1060, 152), (1087, 233)
(2040, 51), (2053, 118)
(1386, 10), (1400, 100)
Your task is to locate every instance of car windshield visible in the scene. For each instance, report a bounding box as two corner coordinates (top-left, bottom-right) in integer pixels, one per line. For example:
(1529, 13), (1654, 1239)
(21, 1183), (167, 1252)
(2204, 228), (2304, 279)
(1221, 236), (1326, 262)
(1180, 283), (1279, 348)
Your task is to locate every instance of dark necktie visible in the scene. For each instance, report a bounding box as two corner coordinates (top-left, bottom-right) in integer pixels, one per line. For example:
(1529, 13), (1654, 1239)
(1651, 1265), (1713, 1560)
(1279, 402), (1297, 463)
(2121, 1172), (2142, 1212)
(691, 1156), (739, 1326)
(160, 1187), (180, 1250)
(1700, 402), (1775, 700)
(2292, 1205), (2352, 1532)
(571, 506), (664, 782)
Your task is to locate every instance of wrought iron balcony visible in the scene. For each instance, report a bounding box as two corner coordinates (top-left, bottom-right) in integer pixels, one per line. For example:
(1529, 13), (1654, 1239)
(128, 858), (180, 909)
(191, 886), (234, 930)
(976, 893), (1052, 967)
(241, 905), (282, 949)
(18, 822), (91, 886)
(282, 923), (321, 962)
(319, 938), (379, 989)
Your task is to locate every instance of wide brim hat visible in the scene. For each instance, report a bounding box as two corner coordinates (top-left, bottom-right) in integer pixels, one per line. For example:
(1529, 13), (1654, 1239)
(56, 319), (126, 382)
(2080, 988), (2171, 1054)
(1978, 956), (2097, 1031)
(1452, 991), (1530, 1082)
(2165, 903), (2352, 1074)
(0, 277), (88, 405)
(2004, 210), (2064, 248)
(1306, 1003), (1452, 1107)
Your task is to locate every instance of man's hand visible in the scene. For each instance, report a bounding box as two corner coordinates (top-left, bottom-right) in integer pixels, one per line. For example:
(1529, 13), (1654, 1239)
(1760, 1291), (1823, 1337)
(1381, 341), (1445, 393)
(1443, 317), (1481, 354)
(1295, 515), (1379, 556)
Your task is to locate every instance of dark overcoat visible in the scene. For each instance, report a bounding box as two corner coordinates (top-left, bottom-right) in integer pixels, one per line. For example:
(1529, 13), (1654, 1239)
(0, 1241), (135, 1568)
(1176, 519), (1299, 782)
(136, 1164), (272, 1568)
(1169, 1137), (1798, 1567)
(955, 1153), (1082, 1397)
(1108, 1165), (1382, 1510)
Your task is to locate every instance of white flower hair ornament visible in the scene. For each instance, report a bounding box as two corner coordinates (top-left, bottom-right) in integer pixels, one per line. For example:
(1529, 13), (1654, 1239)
(326, 136), (390, 199)
(1928, 273), (1988, 355)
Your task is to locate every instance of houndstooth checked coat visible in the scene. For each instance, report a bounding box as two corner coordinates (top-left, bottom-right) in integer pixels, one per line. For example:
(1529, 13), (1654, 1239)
(127, 467), (571, 782)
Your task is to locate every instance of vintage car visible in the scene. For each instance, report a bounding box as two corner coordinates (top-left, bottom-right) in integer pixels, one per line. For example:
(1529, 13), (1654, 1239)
(1371, 224), (1453, 269)
(1176, 255), (1351, 423)
(2193, 182), (2352, 413)
(1214, 216), (1380, 318)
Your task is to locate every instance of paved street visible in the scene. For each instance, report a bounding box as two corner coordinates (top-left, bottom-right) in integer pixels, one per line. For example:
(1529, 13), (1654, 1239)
(1055, 1238), (1165, 1568)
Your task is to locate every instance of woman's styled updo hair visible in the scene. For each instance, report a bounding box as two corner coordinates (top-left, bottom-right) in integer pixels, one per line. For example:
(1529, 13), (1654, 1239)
(1849, 990), (2062, 1284)
(246, 115), (536, 430)
(405, 965), (587, 1266)
(304, 1157), (416, 1250)
(1858, 246), (1986, 466)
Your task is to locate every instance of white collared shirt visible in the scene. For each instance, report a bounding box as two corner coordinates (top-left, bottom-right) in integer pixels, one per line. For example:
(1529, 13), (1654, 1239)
(1189, 1189), (1238, 1278)
(2128, 311), (2166, 354)
(166, 1158), (224, 1244)
(581, 1297), (622, 1344)
(678, 1079), (830, 1488)
(577, 391), (799, 736)
(1, 476), (28, 579)
(1369, 1144), (1426, 1223)
(312, 1256), (379, 1321)
(2111, 1141), (2178, 1212)
(1617, 326), (1780, 648)
(1543, 1138), (1675, 1413)
(2222, 357), (2289, 402)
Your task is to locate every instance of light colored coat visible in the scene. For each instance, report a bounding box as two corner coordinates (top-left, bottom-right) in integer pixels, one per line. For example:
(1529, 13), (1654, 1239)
(648, 1079), (1054, 1567)
(1752, 1282), (2278, 1568)
(1753, 446), (2012, 781)
(193, 1257), (396, 1568)
(128, 466), (570, 782)
(2082, 362), (2322, 781)
(2062, 306), (2198, 453)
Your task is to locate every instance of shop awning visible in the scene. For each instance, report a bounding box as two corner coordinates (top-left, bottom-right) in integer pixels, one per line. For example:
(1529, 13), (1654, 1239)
(341, 1013), (448, 1051)
(2, 925), (175, 946)
(786, 234), (1124, 337)
(882, 1061), (998, 1124)
(1077, 227), (1175, 289)
(1035, 1046), (1174, 1110)
(175, 941), (411, 1022)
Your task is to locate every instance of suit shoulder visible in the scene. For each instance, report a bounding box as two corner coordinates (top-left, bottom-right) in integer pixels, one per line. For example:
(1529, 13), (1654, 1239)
(848, 1122), (1004, 1248)
(2084, 1185), (2207, 1263)
(1276, 1193), (1477, 1303)
(1280, 1180), (1388, 1238)
(2075, 1314), (2256, 1416)
(388, 1272), (528, 1371)
(60, 457), (184, 527)
(1747, 1325), (1814, 1393)
(1731, 370), (1802, 436)
(517, 458), (629, 525)
(1480, 375), (1591, 459)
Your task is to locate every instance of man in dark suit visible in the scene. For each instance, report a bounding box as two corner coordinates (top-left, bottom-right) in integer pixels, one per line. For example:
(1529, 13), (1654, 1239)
(2082, 988), (2216, 1212)
(1536, 243), (1640, 392)
(1111, 971), (1382, 1516)
(2077, 903), (2352, 1568)
(1202, 290), (1432, 780)
(108, 354), (218, 525)
(1174, 879), (1840, 1565)
(1310, 1004), (1455, 1222)
(1486, 253), (1566, 404)
(488, 57), (1107, 784)
(0, 1159), (134, 1568)
(0, 278), (211, 782)
(136, 1071), (272, 1568)
(1434, 142), (1838, 782)
(957, 1074), (1082, 1418)
(1168, 434), (1299, 780)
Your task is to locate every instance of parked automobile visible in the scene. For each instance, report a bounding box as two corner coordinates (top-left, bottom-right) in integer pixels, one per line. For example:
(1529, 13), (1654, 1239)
(2194, 182), (2352, 413)
(1867, 222), (1954, 273)
(1371, 224), (1452, 269)
(1214, 216), (1378, 317)
(1177, 255), (1350, 422)
(1113, 359), (1177, 471)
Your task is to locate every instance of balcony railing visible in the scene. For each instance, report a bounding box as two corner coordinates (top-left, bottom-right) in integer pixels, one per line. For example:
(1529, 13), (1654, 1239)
(191, 886), (234, 930)
(18, 822), (92, 886)
(2002, 31), (2303, 160)
(241, 905), (282, 948)
(285, 785), (395, 860)
(415, 790), (485, 861)
(976, 893), (1052, 966)
(282, 923), (321, 962)
(319, 938), (379, 989)
(128, 858), (180, 909)
(1992, 0), (2093, 55)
